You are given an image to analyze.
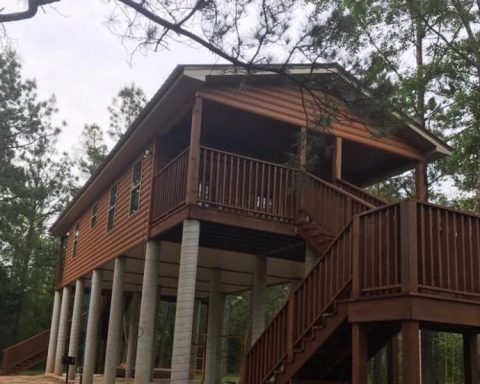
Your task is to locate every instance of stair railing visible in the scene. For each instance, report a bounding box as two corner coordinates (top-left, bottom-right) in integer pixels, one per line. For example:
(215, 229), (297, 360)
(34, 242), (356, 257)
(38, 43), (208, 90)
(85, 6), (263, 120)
(334, 178), (388, 208)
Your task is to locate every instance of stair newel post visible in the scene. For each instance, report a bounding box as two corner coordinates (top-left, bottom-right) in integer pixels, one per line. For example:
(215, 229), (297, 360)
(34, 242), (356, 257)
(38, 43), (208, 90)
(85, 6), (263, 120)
(287, 295), (295, 363)
(400, 200), (419, 294)
(186, 96), (203, 206)
(352, 215), (361, 298)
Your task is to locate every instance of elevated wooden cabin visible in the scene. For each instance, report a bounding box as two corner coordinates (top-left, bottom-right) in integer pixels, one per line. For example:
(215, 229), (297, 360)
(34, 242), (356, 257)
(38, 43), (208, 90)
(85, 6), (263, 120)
(3, 64), (480, 384)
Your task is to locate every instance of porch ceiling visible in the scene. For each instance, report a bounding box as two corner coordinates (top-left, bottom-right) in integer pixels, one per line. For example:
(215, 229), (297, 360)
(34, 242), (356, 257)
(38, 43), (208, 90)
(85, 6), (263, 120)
(82, 240), (304, 299)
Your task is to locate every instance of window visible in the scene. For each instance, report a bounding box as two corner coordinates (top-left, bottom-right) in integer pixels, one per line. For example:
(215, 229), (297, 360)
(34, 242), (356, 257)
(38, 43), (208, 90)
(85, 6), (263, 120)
(90, 201), (98, 228)
(107, 184), (118, 232)
(72, 222), (80, 258)
(129, 160), (142, 215)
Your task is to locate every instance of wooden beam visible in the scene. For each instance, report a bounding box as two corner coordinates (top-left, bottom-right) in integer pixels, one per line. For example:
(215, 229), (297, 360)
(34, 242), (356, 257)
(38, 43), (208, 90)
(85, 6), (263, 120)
(351, 216), (361, 298)
(402, 321), (421, 384)
(415, 161), (428, 202)
(351, 323), (367, 384)
(186, 96), (203, 205)
(400, 200), (418, 293)
(300, 126), (307, 170)
(332, 137), (342, 181)
(463, 333), (479, 384)
(387, 335), (399, 384)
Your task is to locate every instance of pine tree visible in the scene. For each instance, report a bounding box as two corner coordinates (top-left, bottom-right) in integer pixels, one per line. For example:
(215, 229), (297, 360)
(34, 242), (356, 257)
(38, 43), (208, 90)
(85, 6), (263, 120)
(77, 123), (108, 179)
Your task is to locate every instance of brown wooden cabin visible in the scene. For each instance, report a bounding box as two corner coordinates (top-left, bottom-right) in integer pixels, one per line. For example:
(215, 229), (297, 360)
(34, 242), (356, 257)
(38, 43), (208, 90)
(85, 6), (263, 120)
(4, 64), (480, 384)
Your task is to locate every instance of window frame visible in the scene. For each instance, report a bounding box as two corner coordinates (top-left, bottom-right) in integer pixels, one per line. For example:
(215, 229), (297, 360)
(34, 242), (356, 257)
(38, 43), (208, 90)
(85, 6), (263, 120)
(72, 222), (80, 258)
(90, 201), (98, 229)
(129, 159), (143, 216)
(107, 183), (118, 232)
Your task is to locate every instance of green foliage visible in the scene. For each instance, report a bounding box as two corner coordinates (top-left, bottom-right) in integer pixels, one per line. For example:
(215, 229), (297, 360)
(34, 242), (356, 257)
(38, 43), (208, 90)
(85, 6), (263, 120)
(107, 83), (147, 142)
(77, 123), (108, 179)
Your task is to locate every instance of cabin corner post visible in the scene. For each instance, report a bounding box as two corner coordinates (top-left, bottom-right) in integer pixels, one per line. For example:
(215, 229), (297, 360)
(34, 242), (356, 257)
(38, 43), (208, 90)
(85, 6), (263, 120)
(45, 289), (63, 374)
(135, 241), (160, 384)
(415, 160), (428, 202)
(351, 215), (361, 298)
(332, 136), (343, 182)
(400, 200), (419, 294)
(351, 323), (367, 384)
(204, 269), (224, 384)
(67, 279), (85, 381)
(171, 219), (201, 384)
(83, 269), (104, 384)
(104, 256), (126, 384)
(463, 333), (479, 384)
(402, 321), (421, 384)
(186, 96), (203, 206)
(54, 285), (72, 375)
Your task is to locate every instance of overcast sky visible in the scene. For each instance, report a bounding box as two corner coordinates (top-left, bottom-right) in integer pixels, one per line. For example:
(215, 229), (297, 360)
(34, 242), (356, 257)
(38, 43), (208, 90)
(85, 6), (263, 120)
(3, 0), (218, 152)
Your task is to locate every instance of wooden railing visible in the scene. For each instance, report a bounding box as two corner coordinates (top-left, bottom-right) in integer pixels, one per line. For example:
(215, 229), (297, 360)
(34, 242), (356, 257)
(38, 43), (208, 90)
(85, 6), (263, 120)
(417, 202), (480, 301)
(243, 223), (354, 384)
(357, 204), (401, 297)
(299, 173), (374, 234)
(151, 148), (189, 222)
(1, 329), (50, 375)
(335, 178), (387, 208)
(198, 146), (297, 222)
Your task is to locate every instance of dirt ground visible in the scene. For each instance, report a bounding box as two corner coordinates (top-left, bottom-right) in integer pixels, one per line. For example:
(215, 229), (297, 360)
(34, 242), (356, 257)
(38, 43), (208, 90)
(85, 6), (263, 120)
(0, 376), (172, 384)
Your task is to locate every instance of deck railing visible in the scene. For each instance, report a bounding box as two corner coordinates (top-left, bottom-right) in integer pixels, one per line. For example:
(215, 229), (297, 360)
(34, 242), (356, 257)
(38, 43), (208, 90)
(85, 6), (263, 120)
(198, 146), (297, 222)
(151, 148), (190, 222)
(1, 329), (50, 375)
(335, 178), (387, 208)
(298, 173), (374, 234)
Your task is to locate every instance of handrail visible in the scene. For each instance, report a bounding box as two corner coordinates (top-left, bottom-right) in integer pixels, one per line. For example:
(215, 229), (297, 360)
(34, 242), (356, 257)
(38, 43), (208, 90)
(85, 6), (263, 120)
(153, 147), (190, 178)
(335, 178), (388, 207)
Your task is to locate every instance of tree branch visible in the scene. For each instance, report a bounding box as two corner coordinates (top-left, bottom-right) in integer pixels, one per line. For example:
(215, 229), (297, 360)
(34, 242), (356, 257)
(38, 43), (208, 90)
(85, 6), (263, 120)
(0, 0), (60, 23)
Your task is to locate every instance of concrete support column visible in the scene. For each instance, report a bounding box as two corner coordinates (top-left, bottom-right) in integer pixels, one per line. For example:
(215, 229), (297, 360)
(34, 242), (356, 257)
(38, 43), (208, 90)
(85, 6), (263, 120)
(54, 285), (73, 376)
(171, 219), (201, 384)
(68, 279), (85, 380)
(125, 292), (140, 379)
(134, 241), (160, 384)
(104, 257), (126, 384)
(251, 255), (267, 345)
(204, 269), (223, 384)
(46, 290), (62, 374)
(83, 270), (103, 384)
(304, 246), (317, 276)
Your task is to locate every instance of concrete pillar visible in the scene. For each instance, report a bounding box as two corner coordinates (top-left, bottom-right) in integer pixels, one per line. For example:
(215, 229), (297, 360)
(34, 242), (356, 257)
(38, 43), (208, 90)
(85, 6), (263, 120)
(68, 279), (85, 380)
(251, 255), (266, 345)
(104, 257), (126, 384)
(204, 269), (223, 384)
(83, 270), (103, 384)
(46, 290), (62, 374)
(171, 219), (200, 384)
(304, 246), (317, 276)
(125, 292), (140, 378)
(134, 241), (160, 384)
(54, 285), (72, 376)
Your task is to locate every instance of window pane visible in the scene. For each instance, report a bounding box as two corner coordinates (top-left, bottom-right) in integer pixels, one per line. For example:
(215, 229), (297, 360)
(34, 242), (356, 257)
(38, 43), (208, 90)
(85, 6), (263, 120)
(107, 208), (115, 231)
(132, 161), (142, 185)
(72, 241), (78, 258)
(90, 216), (97, 228)
(110, 184), (118, 206)
(130, 187), (140, 214)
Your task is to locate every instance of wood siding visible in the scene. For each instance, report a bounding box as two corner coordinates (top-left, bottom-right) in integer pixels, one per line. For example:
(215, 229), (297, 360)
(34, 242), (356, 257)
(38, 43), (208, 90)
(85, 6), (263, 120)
(198, 85), (424, 161)
(61, 145), (153, 286)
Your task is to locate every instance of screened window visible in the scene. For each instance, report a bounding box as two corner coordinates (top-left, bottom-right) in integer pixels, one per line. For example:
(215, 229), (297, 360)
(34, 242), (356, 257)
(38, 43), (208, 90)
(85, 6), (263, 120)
(129, 160), (142, 215)
(72, 222), (80, 258)
(107, 184), (118, 232)
(90, 201), (98, 228)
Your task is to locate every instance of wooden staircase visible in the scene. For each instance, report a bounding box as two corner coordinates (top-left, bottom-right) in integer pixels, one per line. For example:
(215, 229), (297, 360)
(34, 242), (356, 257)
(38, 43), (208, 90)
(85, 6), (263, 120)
(244, 173), (480, 383)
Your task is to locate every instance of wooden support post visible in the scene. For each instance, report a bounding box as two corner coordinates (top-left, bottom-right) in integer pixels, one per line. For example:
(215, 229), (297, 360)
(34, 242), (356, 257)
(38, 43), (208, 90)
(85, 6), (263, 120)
(387, 335), (399, 384)
(287, 297), (295, 363)
(351, 216), (361, 298)
(400, 200), (418, 293)
(352, 323), (367, 384)
(299, 126), (307, 170)
(402, 321), (421, 384)
(463, 333), (479, 384)
(332, 137), (342, 182)
(186, 96), (203, 205)
(415, 160), (428, 202)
